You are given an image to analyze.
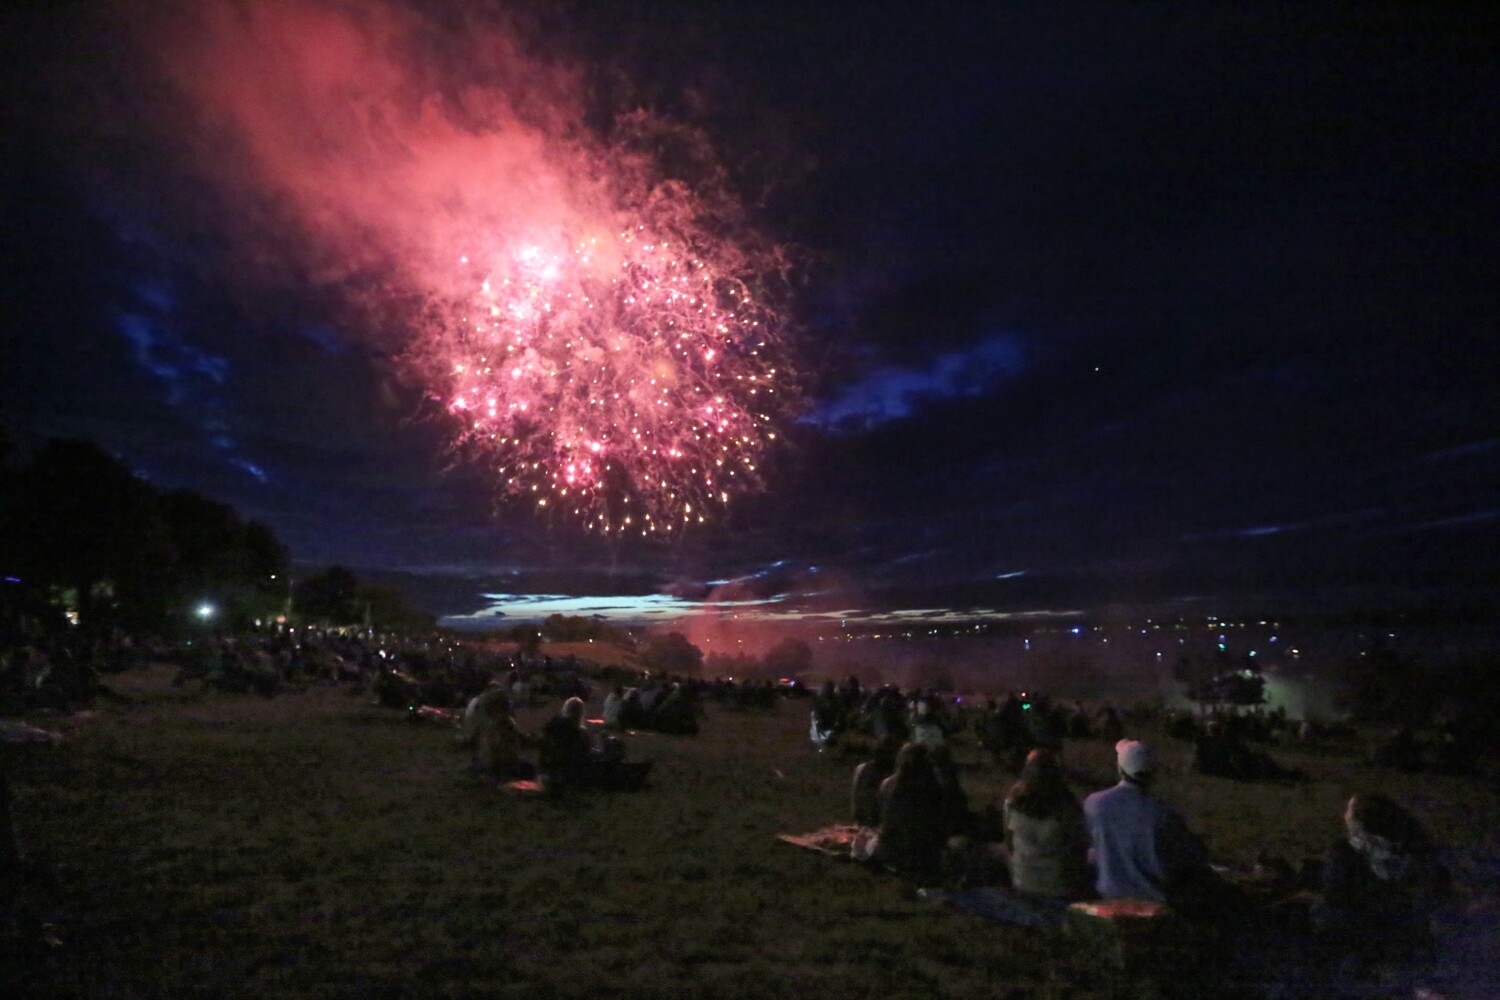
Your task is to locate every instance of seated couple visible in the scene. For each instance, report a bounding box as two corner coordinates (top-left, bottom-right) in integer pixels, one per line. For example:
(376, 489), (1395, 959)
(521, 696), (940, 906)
(458, 686), (536, 781)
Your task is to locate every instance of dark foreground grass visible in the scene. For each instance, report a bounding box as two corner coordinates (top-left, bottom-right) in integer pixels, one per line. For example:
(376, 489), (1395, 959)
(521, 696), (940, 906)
(6, 669), (1499, 999)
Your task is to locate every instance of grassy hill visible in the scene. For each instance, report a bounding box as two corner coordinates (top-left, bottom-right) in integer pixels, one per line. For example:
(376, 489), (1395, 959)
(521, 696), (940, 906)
(5, 667), (1497, 998)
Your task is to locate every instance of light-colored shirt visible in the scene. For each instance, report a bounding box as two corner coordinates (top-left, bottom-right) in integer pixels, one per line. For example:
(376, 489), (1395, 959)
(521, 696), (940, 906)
(1004, 801), (1090, 898)
(1083, 780), (1207, 902)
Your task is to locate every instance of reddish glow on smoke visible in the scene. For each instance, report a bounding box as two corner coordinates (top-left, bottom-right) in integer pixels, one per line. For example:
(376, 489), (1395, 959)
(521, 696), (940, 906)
(148, 0), (794, 534)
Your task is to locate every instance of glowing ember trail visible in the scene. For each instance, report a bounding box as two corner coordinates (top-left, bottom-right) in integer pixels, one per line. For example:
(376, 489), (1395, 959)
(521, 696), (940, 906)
(143, 0), (796, 535)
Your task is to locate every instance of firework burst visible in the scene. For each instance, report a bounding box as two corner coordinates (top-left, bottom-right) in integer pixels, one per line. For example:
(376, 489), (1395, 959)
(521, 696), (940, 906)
(408, 194), (793, 536)
(146, 0), (798, 536)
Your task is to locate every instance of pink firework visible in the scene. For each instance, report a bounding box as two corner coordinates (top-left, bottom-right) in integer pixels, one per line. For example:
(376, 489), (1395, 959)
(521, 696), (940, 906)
(144, 0), (797, 535)
(410, 190), (792, 535)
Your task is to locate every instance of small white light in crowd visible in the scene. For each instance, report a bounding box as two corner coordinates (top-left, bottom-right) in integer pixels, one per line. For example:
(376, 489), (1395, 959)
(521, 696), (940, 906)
(197, 604), (216, 620)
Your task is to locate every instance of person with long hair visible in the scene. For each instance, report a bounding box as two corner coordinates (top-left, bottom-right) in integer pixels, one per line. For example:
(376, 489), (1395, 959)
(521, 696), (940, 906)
(1003, 748), (1091, 899)
(862, 742), (945, 885)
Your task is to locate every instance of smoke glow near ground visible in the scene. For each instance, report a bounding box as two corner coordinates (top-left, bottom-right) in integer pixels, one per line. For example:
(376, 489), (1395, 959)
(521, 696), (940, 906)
(147, 0), (796, 534)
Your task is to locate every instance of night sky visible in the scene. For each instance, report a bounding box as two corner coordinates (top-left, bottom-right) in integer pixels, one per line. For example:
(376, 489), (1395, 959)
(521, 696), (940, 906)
(3, 1), (1498, 621)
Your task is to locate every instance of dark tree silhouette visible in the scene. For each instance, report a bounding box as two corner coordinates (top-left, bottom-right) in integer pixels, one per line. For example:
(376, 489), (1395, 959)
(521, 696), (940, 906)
(159, 490), (282, 585)
(294, 566), (361, 624)
(640, 631), (703, 676)
(8, 439), (173, 630)
(158, 490), (288, 624)
(356, 583), (436, 632)
(1334, 646), (1437, 729)
(762, 637), (814, 679)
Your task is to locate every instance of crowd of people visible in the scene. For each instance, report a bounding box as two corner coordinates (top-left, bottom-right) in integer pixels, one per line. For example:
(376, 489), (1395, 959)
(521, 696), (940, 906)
(838, 692), (1457, 997)
(0, 613), (1480, 993)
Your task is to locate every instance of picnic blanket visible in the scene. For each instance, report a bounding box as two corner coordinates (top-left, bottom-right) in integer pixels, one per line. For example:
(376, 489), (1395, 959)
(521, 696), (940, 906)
(775, 824), (873, 858)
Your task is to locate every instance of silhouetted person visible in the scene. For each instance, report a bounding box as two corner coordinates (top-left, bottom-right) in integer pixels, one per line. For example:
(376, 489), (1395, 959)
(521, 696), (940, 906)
(1314, 793), (1449, 982)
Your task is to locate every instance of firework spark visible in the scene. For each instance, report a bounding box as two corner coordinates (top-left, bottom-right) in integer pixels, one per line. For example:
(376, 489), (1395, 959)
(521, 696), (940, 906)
(144, 0), (796, 535)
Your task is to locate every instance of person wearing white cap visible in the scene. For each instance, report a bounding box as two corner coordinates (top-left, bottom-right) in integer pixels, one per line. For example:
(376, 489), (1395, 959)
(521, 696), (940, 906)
(1082, 738), (1210, 905)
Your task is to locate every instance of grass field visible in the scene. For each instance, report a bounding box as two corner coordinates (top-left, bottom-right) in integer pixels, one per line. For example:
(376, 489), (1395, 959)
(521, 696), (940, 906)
(6, 666), (1498, 999)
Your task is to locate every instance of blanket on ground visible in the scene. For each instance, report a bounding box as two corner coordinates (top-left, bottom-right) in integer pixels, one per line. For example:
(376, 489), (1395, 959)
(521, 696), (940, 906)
(775, 824), (873, 858)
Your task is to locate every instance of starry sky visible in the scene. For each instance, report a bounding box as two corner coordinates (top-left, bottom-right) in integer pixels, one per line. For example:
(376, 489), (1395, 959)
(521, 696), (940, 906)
(3, 1), (1498, 622)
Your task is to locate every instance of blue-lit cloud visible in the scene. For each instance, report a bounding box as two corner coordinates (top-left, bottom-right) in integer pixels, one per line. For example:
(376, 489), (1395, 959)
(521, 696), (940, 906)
(297, 324), (345, 355)
(1423, 438), (1499, 463)
(805, 332), (1025, 430)
(112, 280), (267, 483)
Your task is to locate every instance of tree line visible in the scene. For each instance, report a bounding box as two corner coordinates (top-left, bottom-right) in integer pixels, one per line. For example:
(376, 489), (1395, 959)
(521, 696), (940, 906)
(0, 432), (430, 634)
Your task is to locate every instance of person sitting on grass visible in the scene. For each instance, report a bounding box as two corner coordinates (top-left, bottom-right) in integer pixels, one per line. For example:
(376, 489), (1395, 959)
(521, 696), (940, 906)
(1313, 793), (1449, 982)
(602, 685), (626, 729)
(1003, 748), (1091, 900)
(853, 742), (946, 885)
(538, 696), (595, 790)
(456, 681), (509, 750)
(910, 696), (947, 749)
(537, 696), (646, 792)
(470, 691), (535, 781)
(851, 737), (900, 827)
(810, 681), (844, 749)
(1083, 739), (1232, 917)
(647, 682), (699, 736)
(619, 687), (648, 729)
(929, 744), (974, 842)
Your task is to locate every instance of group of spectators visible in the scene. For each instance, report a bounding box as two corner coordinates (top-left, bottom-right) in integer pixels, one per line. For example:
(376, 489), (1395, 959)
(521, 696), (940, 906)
(0, 628), (150, 714)
(809, 680), (1136, 770)
(454, 686), (655, 792)
(843, 708), (1455, 996)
